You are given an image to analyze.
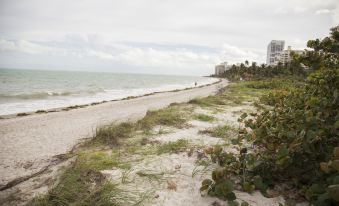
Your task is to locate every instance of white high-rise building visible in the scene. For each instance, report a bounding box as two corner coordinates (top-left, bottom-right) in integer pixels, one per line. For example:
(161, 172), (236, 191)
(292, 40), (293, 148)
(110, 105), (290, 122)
(214, 62), (231, 76)
(266, 40), (285, 65)
(277, 46), (305, 65)
(215, 62), (227, 75)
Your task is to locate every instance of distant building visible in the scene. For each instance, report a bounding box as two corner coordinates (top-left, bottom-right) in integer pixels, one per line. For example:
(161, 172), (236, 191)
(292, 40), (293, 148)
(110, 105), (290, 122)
(215, 62), (230, 76)
(277, 46), (305, 64)
(266, 40), (285, 65)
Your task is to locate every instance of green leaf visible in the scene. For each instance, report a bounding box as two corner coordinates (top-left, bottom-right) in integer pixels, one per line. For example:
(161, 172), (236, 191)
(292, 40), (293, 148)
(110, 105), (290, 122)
(214, 179), (234, 199)
(334, 147), (339, 159)
(334, 121), (339, 129)
(314, 193), (331, 206)
(222, 180), (234, 193)
(277, 144), (289, 158)
(226, 192), (237, 201)
(309, 184), (326, 194)
(228, 200), (240, 206)
(200, 179), (213, 191)
(253, 176), (267, 191)
(328, 184), (339, 201)
(241, 201), (250, 206)
(202, 179), (213, 186)
(332, 175), (339, 184)
(212, 168), (225, 181)
(240, 113), (248, 119)
(242, 182), (255, 193)
(330, 160), (339, 172)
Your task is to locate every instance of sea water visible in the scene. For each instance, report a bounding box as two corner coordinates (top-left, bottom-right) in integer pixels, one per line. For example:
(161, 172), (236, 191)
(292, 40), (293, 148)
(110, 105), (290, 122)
(0, 68), (217, 115)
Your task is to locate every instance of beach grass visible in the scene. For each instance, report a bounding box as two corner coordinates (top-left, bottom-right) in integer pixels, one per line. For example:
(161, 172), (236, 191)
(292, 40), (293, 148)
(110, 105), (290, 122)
(93, 122), (135, 146)
(92, 103), (192, 147)
(27, 80), (271, 206)
(157, 139), (189, 154)
(188, 77), (300, 111)
(35, 110), (47, 113)
(17, 112), (29, 116)
(200, 124), (236, 139)
(28, 155), (113, 205)
(28, 147), (138, 206)
(136, 104), (192, 133)
(193, 113), (215, 122)
(136, 170), (165, 182)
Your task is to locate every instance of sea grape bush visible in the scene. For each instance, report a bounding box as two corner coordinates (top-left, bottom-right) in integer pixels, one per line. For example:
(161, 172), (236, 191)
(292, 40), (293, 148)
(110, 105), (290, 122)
(306, 147), (339, 205)
(247, 68), (338, 179)
(201, 26), (339, 205)
(242, 68), (339, 205)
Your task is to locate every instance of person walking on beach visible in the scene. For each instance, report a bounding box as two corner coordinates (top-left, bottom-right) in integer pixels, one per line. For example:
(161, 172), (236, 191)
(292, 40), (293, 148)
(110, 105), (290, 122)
(195, 82), (197, 87)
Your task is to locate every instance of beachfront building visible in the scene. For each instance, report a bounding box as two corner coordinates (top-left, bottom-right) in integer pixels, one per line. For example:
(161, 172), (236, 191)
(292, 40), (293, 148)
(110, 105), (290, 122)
(266, 40), (285, 65)
(215, 62), (230, 76)
(277, 46), (305, 64)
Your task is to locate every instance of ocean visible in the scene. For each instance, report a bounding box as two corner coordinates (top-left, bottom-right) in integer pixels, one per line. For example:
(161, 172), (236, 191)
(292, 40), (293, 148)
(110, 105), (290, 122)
(0, 69), (217, 115)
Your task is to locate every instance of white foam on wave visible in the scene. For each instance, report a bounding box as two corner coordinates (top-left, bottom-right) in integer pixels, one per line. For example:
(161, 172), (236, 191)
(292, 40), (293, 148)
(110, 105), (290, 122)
(0, 78), (219, 115)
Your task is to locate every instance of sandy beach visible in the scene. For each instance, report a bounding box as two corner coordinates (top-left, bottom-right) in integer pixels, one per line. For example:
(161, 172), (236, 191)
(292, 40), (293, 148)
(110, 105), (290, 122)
(0, 80), (227, 190)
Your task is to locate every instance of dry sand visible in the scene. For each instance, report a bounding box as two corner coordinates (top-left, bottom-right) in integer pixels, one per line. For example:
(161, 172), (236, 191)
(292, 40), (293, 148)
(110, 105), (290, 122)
(100, 104), (289, 206)
(0, 80), (227, 190)
(0, 79), (310, 206)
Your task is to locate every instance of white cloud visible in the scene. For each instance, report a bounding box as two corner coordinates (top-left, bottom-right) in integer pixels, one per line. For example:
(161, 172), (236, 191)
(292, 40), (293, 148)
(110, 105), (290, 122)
(85, 49), (115, 60)
(114, 47), (218, 69)
(274, 8), (288, 14)
(0, 38), (63, 55)
(294, 7), (307, 13)
(0, 0), (337, 75)
(218, 44), (263, 64)
(291, 39), (307, 49)
(315, 9), (331, 15)
(0, 36), (221, 73)
(332, 7), (339, 24)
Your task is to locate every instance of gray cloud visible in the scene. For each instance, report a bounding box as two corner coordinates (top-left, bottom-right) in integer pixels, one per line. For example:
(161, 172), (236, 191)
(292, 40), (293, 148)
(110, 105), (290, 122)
(0, 0), (338, 75)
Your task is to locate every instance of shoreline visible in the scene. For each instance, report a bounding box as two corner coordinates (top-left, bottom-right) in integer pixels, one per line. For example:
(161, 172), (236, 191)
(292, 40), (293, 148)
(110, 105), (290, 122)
(0, 79), (227, 192)
(0, 79), (292, 206)
(0, 79), (221, 120)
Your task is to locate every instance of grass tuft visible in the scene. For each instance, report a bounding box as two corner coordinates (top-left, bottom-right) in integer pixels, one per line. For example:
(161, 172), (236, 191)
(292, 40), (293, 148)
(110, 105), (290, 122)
(17, 112), (28, 116)
(36, 110), (47, 113)
(28, 149), (132, 206)
(157, 139), (189, 154)
(200, 124), (236, 139)
(188, 78), (298, 108)
(94, 122), (135, 146)
(193, 114), (215, 122)
(137, 106), (190, 133)
(136, 170), (165, 182)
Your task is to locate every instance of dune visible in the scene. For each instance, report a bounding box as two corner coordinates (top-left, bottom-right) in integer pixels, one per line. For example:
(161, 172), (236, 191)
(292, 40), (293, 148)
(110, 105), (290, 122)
(0, 80), (227, 190)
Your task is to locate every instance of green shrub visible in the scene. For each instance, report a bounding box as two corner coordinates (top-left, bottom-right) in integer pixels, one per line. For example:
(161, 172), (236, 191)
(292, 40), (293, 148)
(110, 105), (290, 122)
(94, 122), (135, 146)
(137, 106), (189, 132)
(157, 139), (189, 154)
(202, 27), (339, 204)
(193, 114), (215, 122)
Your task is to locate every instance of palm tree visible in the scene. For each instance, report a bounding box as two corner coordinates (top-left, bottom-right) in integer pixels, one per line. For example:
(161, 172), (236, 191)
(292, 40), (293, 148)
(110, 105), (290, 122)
(245, 60), (249, 67)
(251, 62), (257, 68)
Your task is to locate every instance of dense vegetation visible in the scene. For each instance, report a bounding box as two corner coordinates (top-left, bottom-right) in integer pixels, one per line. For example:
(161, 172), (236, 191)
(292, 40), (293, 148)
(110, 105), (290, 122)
(220, 60), (306, 81)
(201, 27), (339, 205)
(27, 26), (338, 206)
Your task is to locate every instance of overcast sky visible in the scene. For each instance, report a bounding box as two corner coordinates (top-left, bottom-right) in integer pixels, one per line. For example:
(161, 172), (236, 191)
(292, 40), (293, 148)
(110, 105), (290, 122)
(0, 0), (338, 75)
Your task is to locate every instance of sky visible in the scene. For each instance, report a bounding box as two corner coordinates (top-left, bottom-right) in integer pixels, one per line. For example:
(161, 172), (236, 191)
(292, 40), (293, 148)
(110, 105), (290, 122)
(0, 0), (338, 76)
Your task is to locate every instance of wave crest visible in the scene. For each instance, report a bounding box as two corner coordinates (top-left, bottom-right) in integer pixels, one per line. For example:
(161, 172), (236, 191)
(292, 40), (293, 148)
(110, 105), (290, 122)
(0, 91), (73, 99)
